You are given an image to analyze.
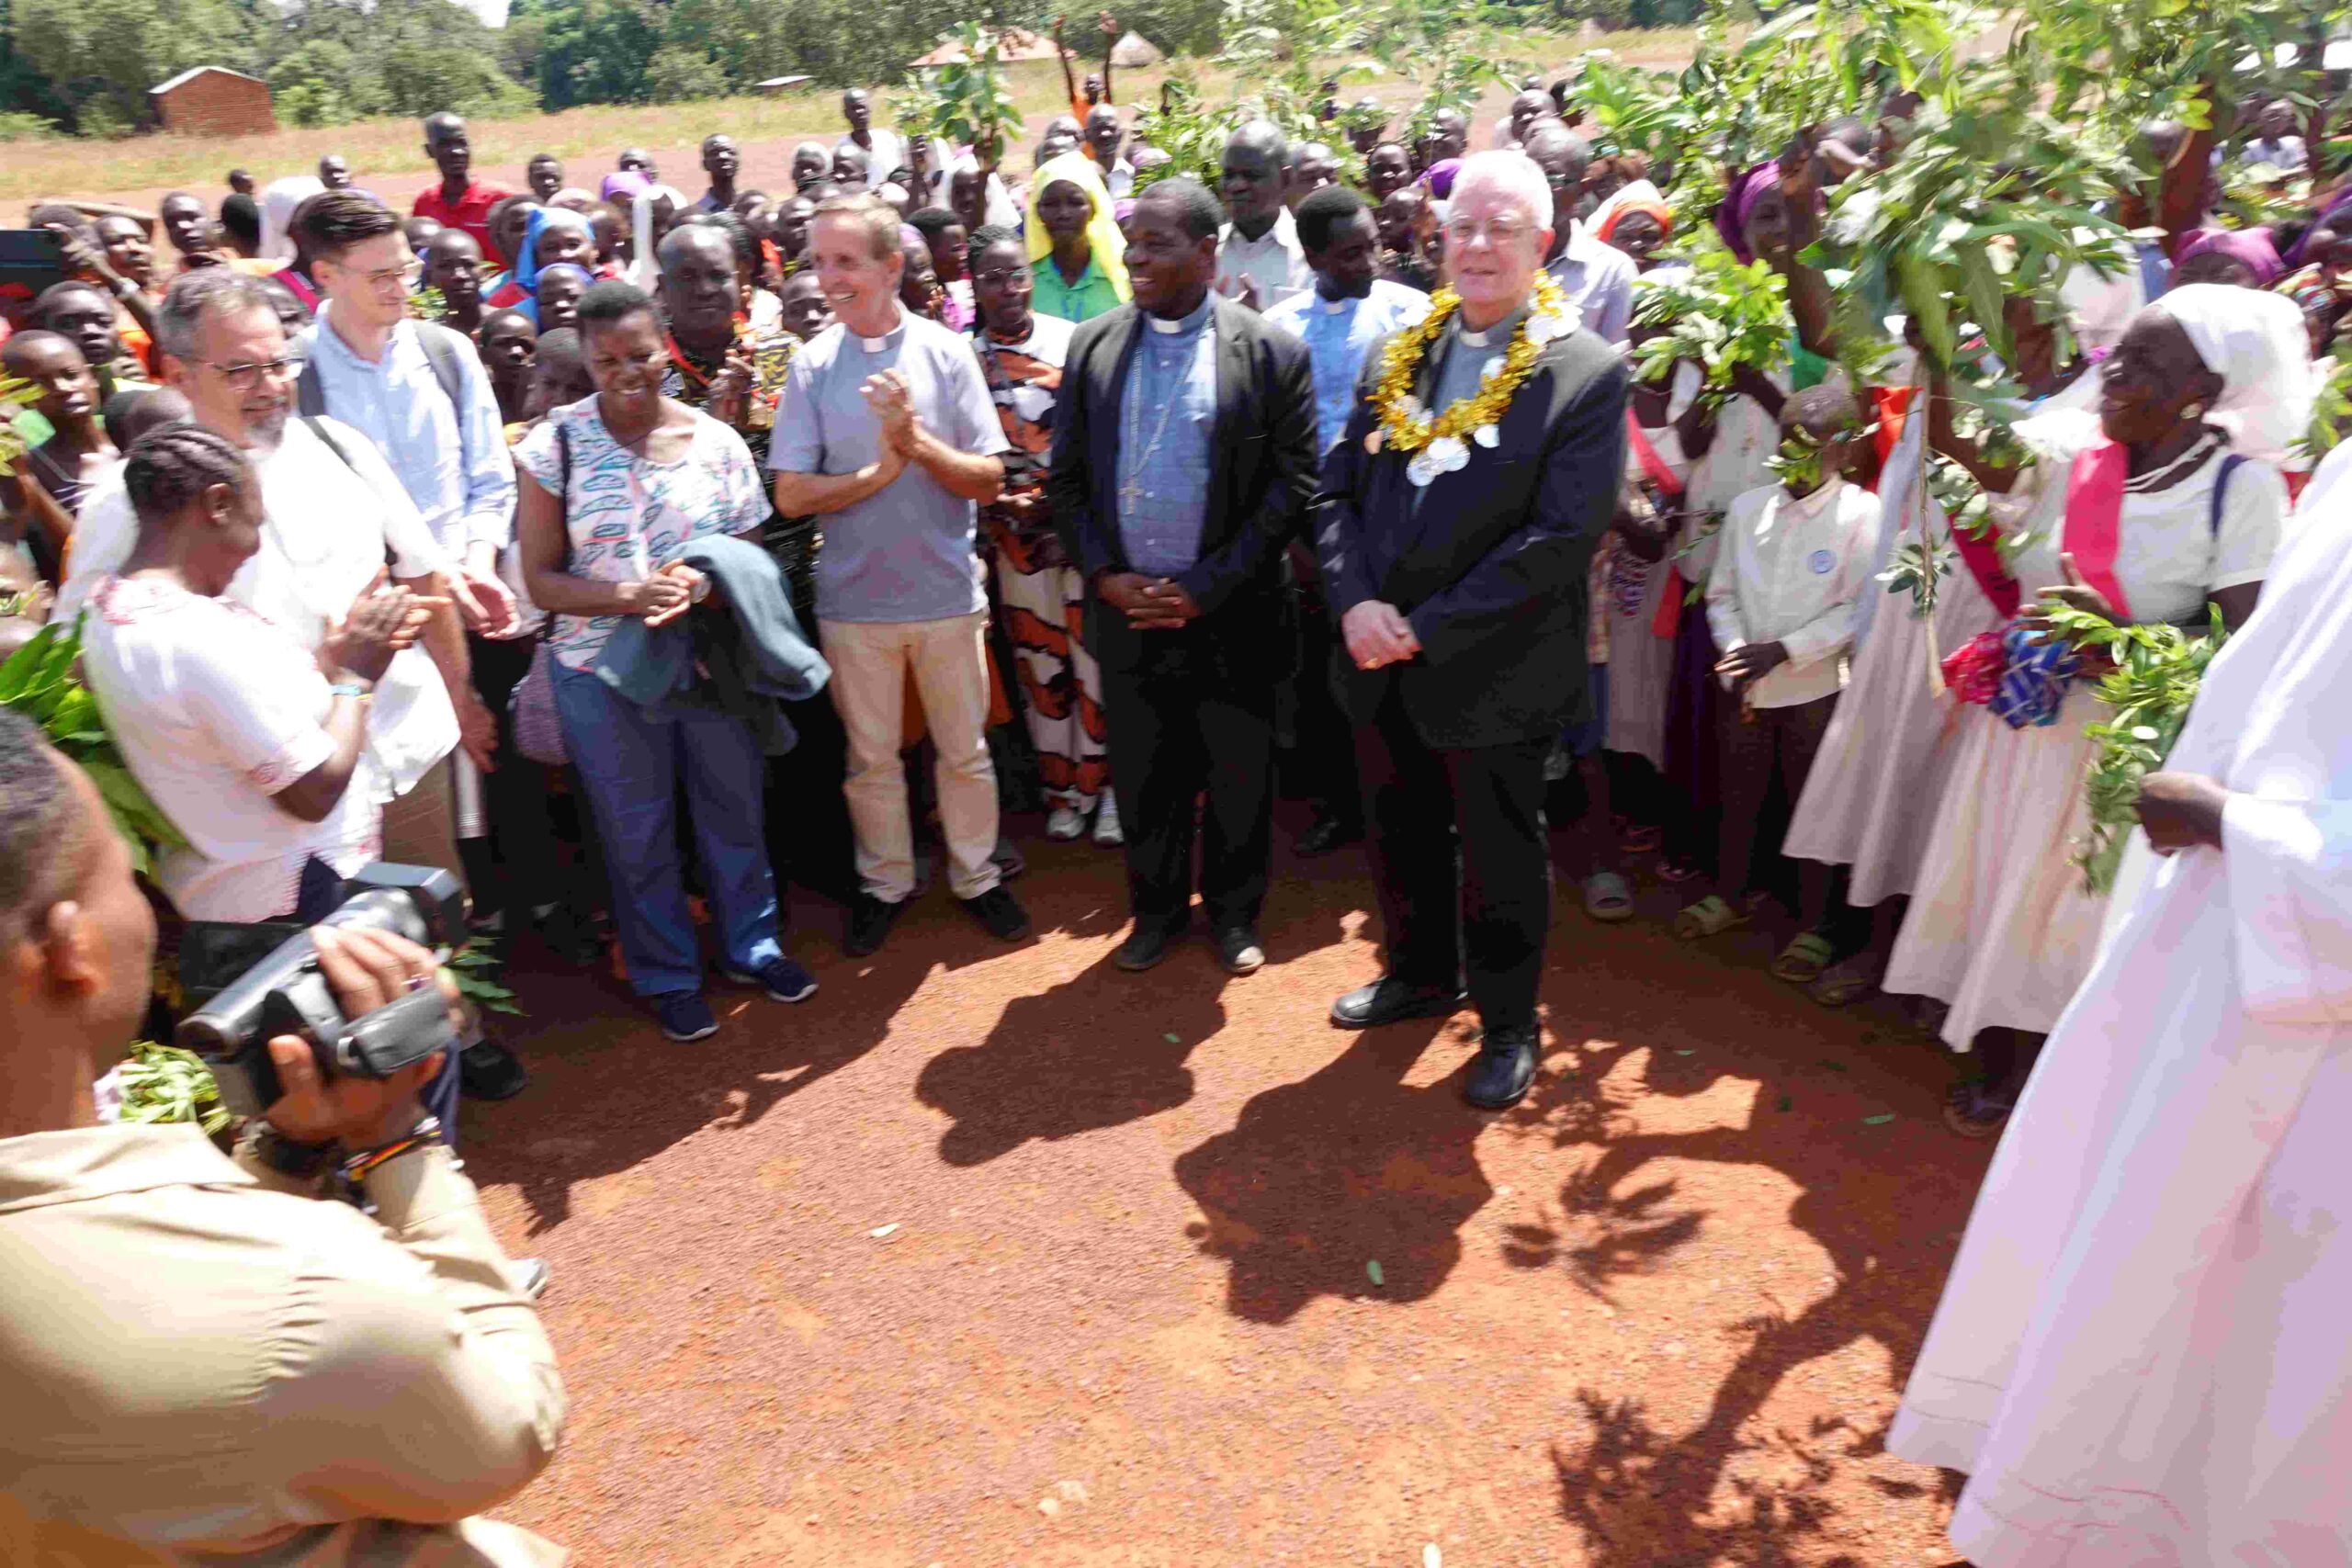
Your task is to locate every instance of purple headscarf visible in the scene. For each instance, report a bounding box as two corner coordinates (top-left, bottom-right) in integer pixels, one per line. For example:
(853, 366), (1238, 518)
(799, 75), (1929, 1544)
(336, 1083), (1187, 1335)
(1715, 161), (1781, 265)
(1421, 158), (1464, 201)
(599, 170), (650, 203)
(2174, 226), (2284, 288)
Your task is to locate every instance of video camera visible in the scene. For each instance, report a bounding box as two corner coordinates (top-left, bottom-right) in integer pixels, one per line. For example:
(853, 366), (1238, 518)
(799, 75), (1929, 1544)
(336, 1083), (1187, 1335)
(174, 863), (468, 1121)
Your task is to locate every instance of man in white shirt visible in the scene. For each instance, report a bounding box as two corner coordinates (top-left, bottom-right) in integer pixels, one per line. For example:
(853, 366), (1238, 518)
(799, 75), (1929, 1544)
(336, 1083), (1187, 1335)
(1522, 122), (1637, 345)
(2240, 98), (2307, 174)
(1084, 104), (1136, 198)
(1682, 386), (1882, 956)
(1216, 122), (1310, 311)
(836, 87), (904, 191)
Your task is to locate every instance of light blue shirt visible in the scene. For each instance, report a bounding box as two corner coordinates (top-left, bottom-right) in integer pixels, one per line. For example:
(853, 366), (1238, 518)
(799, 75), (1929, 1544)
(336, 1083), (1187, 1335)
(1264, 278), (1431, 453)
(1546, 225), (1638, 346)
(1115, 294), (1218, 577)
(300, 307), (515, 555)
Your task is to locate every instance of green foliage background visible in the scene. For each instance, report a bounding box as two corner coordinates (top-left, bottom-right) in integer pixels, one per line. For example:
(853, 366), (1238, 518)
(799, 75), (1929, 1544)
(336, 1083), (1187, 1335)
(0, 0), (1656, 136)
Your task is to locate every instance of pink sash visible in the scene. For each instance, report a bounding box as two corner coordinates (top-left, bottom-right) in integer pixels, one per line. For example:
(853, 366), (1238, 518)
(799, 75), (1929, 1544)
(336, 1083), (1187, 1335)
(1625, 415), (1685, 499)
(1627, 417), (1688, 639)
(2058, 441), (2133, 622)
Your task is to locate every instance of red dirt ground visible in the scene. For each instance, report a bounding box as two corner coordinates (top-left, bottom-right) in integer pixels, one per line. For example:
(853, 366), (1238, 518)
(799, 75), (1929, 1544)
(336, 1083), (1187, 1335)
(459, 810), (1984, 1566)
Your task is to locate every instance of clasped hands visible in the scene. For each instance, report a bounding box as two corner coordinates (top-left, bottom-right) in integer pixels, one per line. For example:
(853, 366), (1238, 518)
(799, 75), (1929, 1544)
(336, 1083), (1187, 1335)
(622, 561), (708, 628)
(1097, 570), (1201, 630)
(862, 368), (925, 480)
(1343, 601), (1419, 669)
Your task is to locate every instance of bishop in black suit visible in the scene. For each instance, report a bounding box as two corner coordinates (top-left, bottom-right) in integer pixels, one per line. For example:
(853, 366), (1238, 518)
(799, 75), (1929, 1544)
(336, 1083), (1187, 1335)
(1316, 152), (1630, 1109)
(1048, 177), (1320, 976)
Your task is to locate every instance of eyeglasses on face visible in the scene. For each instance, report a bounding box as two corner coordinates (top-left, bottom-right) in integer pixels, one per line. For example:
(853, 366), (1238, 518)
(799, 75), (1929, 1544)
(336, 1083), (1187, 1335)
(201, 357), (296, 390)
(1442, 217), (1535, 247)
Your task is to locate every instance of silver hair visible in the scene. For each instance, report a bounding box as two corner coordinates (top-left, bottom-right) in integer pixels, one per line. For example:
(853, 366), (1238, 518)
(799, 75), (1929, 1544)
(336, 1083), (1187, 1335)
(1449, 150), (1553, 235)
(154, 269), (278, 364)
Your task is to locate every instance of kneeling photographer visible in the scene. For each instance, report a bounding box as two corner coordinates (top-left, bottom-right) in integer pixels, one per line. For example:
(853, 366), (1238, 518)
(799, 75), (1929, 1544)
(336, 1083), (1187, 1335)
(0, 708), (566, 1565)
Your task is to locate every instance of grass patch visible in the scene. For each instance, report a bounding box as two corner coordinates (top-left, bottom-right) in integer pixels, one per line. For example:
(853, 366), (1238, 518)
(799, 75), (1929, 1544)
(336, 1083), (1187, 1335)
(4, 28), (1705, 206)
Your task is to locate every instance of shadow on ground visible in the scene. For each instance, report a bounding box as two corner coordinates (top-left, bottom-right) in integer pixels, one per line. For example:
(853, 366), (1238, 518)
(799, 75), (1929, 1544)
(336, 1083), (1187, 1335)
(465, 888), (934, 1234)
(1508, 915), (1985, 1567)
(1171, 1014), (1496, 1323)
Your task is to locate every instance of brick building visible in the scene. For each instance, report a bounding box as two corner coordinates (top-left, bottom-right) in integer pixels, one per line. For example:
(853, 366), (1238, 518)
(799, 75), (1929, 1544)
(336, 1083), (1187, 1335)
(149, 66), (276, 136)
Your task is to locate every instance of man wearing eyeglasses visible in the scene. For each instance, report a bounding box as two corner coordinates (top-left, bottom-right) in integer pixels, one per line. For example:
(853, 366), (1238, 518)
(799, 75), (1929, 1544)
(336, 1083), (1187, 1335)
(54, 268), (481, 1132)
(1522, 121), (1636, 346)
(289, 190), (534, 1102)
(1316, 150), (1629, 1111)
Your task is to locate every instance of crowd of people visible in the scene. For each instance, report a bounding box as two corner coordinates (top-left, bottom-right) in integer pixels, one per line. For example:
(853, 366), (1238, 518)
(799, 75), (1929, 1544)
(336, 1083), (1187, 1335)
(5, 53), (2352, 1565)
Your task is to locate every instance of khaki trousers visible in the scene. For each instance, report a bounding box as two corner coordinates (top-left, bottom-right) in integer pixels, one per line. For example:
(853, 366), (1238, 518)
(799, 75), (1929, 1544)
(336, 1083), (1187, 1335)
(821, 612), (1001, 903)
(379, 752), (469, 904)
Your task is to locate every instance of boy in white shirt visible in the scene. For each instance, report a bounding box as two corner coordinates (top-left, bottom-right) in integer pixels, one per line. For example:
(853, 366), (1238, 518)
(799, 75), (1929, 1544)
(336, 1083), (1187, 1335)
(1678, 386), (1883, 973)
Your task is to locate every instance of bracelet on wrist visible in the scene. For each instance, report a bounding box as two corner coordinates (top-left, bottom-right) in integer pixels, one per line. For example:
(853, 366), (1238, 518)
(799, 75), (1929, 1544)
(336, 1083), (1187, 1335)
(328, 680), (374, 699)
(334, 1116), (442, 1213)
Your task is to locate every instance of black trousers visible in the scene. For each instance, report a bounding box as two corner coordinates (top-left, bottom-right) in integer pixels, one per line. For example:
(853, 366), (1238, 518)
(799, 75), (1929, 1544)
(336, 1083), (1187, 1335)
(1357, 684), (1552, 1032)
(1104, 632), (1276, 936)
(462, 632), (594, 923)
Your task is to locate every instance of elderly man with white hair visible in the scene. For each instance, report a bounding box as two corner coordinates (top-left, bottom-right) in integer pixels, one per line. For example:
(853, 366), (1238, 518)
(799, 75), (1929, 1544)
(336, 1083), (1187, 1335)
(1315, 149), (1630, 1110)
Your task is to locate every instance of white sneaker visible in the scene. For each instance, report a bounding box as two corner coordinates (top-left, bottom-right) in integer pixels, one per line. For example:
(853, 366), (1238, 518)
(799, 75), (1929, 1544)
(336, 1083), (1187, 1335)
(1046, 806), (1086, 840)
(1092, 795), (1125, 846)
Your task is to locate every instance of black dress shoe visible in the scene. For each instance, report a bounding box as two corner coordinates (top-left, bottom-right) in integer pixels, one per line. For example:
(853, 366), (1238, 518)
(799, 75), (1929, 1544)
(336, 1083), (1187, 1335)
(458, 1041), (528, 1101)
(1214, 927), (1265, 976)
(844, 894), (904, 957)
(1464, 1025), (1540, 1110)
(1114, 922), (1180, 972)
(1329, 976), (1465, 1029)
(1295, 815), (1363, 858)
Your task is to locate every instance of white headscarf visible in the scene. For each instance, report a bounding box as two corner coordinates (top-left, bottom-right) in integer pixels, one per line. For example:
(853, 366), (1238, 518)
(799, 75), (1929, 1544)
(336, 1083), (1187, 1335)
(2150, 283), (2315, 464)
(628, 184), (689, 292)
(259, 175), (326, 262)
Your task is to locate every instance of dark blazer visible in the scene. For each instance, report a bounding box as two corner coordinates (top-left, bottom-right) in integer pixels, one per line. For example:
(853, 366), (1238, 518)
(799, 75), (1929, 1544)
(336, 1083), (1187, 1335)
(1317, 318), (1629, 750)
(1047, 295), (1321, 674)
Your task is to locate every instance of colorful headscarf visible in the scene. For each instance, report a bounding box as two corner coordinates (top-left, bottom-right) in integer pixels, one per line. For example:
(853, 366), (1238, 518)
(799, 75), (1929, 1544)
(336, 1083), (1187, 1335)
(1714, 162), (1781, 265)
(1420, 158), (1464, 201)
(1024, 152), (1132, 304)
(2173, 226), (2284, 288)
(1599, 197), (1675, 244)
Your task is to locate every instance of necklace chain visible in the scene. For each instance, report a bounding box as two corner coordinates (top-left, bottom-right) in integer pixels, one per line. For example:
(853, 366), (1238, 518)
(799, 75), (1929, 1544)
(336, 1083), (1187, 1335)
(2123, 432), (2222, 493)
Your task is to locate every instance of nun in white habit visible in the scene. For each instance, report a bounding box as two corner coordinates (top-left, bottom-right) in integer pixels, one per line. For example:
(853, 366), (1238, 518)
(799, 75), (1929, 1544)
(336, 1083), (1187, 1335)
(1888, 445), (2352, 1568)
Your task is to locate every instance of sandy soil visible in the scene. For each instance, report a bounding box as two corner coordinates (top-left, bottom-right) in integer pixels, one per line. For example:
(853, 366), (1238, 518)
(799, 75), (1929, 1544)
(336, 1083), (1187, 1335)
(460, 808), (1981, 1567)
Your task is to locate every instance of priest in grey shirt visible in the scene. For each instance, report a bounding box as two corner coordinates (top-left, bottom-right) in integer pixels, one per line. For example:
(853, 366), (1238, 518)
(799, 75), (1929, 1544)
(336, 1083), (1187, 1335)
(770, 193), (1029, 958)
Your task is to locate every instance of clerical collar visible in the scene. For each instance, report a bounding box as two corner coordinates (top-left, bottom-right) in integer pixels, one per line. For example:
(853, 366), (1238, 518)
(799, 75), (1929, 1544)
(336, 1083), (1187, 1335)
(1455, 306), (1527, 349)
(854, 305), (909, 353)
(1147, 293), (1215, 335)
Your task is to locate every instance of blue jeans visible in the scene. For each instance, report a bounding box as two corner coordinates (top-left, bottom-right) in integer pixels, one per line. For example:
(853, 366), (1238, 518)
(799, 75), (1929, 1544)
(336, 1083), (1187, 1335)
(552, 661), (782, 998)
